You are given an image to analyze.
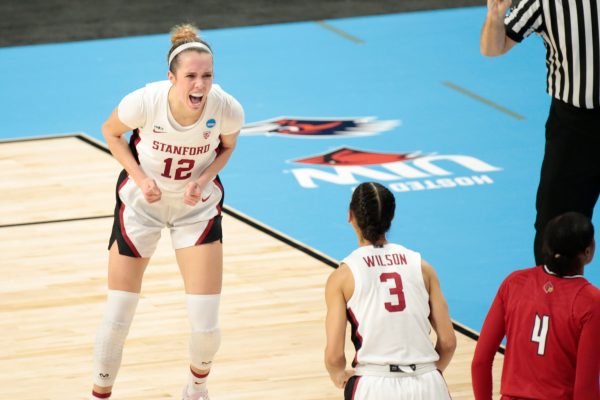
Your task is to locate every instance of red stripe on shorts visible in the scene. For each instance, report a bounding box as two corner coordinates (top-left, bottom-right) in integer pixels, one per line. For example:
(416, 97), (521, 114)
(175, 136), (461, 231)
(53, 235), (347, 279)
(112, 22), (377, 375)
(351, 376), (361, 400)
(213, 178), (224, 214)
(118, 175), (129, 192)
(195, 217), (216, 246)
(116, 176), (141, 257)
(119, 203), (141, 257)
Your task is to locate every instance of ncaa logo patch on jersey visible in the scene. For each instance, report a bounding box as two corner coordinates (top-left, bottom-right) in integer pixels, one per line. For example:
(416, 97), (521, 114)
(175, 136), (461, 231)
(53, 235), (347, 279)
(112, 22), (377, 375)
(293, 147), (421, 166)
(206, 118), (216, 128)
(240, 116), (400, 138)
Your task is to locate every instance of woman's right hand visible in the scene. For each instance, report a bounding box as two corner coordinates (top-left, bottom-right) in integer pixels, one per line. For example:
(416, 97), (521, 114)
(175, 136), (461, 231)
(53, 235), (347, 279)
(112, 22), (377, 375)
(487, 0), (512, 22)
(139, 177), (162, 203)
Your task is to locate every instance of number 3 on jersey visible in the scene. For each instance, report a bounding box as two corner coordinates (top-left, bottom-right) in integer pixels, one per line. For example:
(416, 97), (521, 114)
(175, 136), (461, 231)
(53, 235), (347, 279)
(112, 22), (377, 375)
(379, 272), (406, 312)
(531, 314), (550, 355)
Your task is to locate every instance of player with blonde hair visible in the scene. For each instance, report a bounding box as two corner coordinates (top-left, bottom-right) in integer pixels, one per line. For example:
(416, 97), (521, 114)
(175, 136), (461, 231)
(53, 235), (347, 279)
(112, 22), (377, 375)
(91, 23), (244, 400)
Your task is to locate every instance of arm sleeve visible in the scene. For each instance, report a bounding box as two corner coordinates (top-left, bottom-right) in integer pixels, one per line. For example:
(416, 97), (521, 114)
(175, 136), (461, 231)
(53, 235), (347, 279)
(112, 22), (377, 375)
(504, 0), (544, 43)
(117, 87), (146, 129)
(573, 288), (600, 400)
(472, 284), (507, 400)
(220, 95), (244, 135)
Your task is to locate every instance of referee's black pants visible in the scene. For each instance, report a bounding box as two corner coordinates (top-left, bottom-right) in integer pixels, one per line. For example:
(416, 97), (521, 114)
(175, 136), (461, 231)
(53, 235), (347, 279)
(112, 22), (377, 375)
(534, 98), (600, 265)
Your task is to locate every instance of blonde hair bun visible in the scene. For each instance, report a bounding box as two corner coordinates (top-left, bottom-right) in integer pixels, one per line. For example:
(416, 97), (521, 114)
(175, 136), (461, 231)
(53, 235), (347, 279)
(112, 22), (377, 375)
(170, 24), (200, 45)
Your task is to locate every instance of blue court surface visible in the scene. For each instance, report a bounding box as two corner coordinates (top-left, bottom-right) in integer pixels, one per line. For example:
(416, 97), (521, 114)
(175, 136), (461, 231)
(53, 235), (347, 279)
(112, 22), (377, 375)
(2, 6), (598, 332)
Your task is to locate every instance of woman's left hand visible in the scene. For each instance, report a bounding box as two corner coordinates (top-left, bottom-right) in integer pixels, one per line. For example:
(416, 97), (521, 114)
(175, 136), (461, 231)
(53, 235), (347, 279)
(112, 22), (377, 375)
(332, 369), (354, 389)
(183, 180), (206, 206)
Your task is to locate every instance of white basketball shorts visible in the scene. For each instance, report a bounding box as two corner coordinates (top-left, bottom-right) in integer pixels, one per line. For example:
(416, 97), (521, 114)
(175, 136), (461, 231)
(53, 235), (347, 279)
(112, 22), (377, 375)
(344, 370), (451, 400)
(108, 169), (224, 258)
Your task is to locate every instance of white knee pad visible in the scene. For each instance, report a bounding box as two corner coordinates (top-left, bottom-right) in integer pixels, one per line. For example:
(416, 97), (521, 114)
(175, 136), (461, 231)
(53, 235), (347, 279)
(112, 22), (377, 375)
(93, 290), (139, 387)
(190, 329), (221, 370)
(187, 294), (221, 369)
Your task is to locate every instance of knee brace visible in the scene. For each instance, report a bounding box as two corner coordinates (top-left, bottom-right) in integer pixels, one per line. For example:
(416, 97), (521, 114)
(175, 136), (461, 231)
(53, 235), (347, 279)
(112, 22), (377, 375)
(189, 329), (221, 370)
(93, 290), (139, 387)
(186, 294), (221, 369)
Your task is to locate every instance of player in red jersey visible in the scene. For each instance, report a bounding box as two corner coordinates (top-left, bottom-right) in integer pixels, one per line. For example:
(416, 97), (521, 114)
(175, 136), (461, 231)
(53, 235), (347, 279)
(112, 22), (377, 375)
(472, 212), (600, 399)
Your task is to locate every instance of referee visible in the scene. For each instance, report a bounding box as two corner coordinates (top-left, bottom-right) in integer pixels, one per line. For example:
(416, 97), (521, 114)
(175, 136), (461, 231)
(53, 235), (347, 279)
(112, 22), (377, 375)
(481, 0), (600, 265)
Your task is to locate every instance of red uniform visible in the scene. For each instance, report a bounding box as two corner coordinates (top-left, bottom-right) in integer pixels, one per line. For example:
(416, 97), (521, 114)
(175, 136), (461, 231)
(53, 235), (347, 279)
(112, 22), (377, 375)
(472, 265), (600, 400)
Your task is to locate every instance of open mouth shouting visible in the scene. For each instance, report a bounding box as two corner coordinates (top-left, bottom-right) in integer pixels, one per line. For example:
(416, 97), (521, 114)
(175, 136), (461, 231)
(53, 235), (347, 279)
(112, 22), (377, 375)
(189, 92), (204, 107)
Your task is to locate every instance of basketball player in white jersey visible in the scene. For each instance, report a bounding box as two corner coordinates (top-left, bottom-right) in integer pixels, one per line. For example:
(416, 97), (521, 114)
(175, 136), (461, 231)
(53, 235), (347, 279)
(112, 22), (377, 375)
(325, 182), (456, 399)
(90, 24), (244, 400)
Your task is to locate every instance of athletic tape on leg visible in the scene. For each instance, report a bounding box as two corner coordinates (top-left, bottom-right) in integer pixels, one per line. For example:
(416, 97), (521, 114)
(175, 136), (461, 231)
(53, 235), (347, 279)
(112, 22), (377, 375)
(93, 290), (139, 387)
(186, 294), (221, 369)
(186, 294), (220, 331)
(190, 329), (221, 370)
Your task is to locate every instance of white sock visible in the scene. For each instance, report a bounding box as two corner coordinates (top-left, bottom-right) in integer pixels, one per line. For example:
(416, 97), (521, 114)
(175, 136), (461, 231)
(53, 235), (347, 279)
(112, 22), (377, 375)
(187, 367), (209, 394)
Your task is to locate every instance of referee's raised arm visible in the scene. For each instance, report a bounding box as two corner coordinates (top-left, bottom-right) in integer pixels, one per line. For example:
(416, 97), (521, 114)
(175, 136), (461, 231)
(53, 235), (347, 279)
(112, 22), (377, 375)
(477, 0), (600, 295)
(481, 0), (517, 56)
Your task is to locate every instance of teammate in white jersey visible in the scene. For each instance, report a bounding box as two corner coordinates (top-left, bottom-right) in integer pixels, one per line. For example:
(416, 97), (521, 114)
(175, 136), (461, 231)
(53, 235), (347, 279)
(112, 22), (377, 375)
(91, 24), (243, 400)
(325, 182), (456, 399)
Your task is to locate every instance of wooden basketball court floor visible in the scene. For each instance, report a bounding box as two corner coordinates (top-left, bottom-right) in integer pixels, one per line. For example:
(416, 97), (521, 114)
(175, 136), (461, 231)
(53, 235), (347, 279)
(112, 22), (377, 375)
(0, 135), (503, 399)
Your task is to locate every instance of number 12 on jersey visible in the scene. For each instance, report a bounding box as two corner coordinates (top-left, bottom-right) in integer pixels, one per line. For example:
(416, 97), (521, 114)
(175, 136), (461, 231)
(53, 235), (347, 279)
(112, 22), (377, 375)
(531, 314), (550, 355)
(161, 158), (195, 180)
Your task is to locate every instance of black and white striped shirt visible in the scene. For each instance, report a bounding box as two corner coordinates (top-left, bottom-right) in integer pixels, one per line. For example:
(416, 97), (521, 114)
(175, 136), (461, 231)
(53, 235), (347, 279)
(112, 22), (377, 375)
(505, 0), (600, 109)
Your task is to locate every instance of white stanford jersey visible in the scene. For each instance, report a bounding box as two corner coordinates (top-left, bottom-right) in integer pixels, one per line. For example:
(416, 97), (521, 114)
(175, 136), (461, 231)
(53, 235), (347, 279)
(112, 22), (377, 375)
(118, 81), (244, 193)
(344, 243), (439, 368)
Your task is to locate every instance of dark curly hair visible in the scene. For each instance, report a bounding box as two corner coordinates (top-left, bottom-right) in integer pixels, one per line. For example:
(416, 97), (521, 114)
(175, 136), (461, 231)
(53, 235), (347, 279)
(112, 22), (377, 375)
(542, 212), (594, 276)
(349, 182), (395, 244)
